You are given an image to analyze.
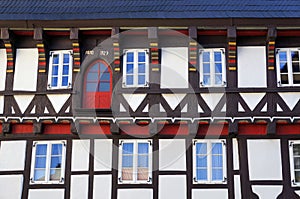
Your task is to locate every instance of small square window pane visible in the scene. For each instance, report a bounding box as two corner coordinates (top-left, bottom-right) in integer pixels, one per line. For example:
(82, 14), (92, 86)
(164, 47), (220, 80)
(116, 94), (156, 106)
(52, 66), (59, 75)
(203, 52), (210, 62)
(51, 77), (58, 87)
(196, 155), (207, 167)
(293, 145), (300, 155)
(137, 168), (148, 181)
(34, 169), (46, 181)
(63, 54), (69, 63)
(280, 62), (288, 73)
(53, 54), (59, 64)
(212, 155), (223, 167)
(138, 52), (146, 62)
(138, 143), (149, 154)
(126, 76), (134, 85)
(122, 143), (134, 154)
(100, 63), (107, 72)
(203, 75), (211, 86)
(293, 62), (300, 72)
(99, 82), (110, 91)
(35, 157), (46, 168)
(293, 74), (300, 84)
(212, 169), (223, 181)
(138, 75), (145, 85)
(138, 155), (149, 167)
(87, 72), (98, 81)
(295, 171), (300, 182)
(138, 64), (146, 73)
(196, 169), (207, 181)
(196, 143), (207, 154)
(63, 65), (69, 75)
(36, 144), (47, 155)
(62, 77), (69, 86)
(215, 75), (223, 85)
(126, 64), (134, 74)
(50, 169), (61, 181)
(122, 168), (133, 180)
(86, 83), (97, 92)
(215, 63), (223, 73)
(126, 52), (134, 62)
(279, 52), (287, 62)
(51, 144), (62, 155)
(203, 63), (210, 73)
(281, 74), (289, 84)
(122, 156), (133, 167)
(100, 73), (110, 81)
(212, 143), (222, 154)
(50, 157), (62, 169)
(91, 64), (98, 71)
(291, 51), (299, 62)
(214, 52), (222, 62)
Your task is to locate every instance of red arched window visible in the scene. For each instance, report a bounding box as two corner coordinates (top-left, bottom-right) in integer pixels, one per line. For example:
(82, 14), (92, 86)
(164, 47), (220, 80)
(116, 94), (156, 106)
(84, 60), (112, 109)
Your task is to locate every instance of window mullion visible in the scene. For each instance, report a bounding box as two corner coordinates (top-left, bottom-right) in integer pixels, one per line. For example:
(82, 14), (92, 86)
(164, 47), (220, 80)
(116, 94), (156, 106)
(133, 141), (138, 183)
(208, 141), (212, 183)
(45, 143), (51, 182)
(134, 51), (138, 87)
(58, 52), (63, 87)
(210, 50), (215, 87)
(288, 50), (293, 86)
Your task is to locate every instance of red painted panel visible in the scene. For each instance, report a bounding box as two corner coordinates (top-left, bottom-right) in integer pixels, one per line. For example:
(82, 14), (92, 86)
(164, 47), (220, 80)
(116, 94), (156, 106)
(12, 124), (33, 134)
(80, 124), (110, 135)
(44, 124), (71, 135)
(277, 124), (300, 135)
(120, 124), (150, 136)
(197, 124), (228, 136)
(197, 30), (227, 36)
(277, 30), (300, 37)
(159, 124), (189, 135)
(238, 124), (266, 135)
(237, 30), (267, 36)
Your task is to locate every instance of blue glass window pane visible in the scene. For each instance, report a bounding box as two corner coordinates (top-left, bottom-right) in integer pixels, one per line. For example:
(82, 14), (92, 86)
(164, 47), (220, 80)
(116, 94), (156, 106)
(50, 157), (62, 168)
(126, 76), (134, 85)
(138, 143), (149, 154)
(212, 156), (223, 167)
(122, 156), (133, 167)
(212, 143), (222, 154)
(203, 75), (210, 86)
(215, 75), (222, 85)
(138, 64), (146, 73)
(196, 143), (207, 154)
(86, 83), (97, 92)
(126, 52), (134, 62)
(196, 169), (207, 181)
(63, 54), (69, 63)
(100, 64), (108, 72)
(291, 51), (299, 62)
(63, 65), (69, 75)
(126, 64), (134, 74)
(122, 143), (134, 154)
(138, 156), (148, 167)
(138, 75), (145, 85)
(52, 144), (62, 155)
(215, 63), (222, 73)
(138, 52), (146, 62)
(36, 144), (47, 155)
(52, 66), (59, 75)
(91, 64), (98, 71)
(203, 52), (210, 62)
(53, 55), (59, 64)
(196, 155), (207, 167)
(212, 169), (223, 181)
(203, 63), (210, 73)
(50, 169), (61, 180)
(87, 72), (98, 81)
(279, 52), (287, 62)
(62, 77), (68, 86)
(51, 77), (58, 87)
(99, 82), (110, 91)
(34, 170), (46, 181)
(214, 52), (222, 62)
(100, 73), (110, 81)
(35, 157), (46, 168)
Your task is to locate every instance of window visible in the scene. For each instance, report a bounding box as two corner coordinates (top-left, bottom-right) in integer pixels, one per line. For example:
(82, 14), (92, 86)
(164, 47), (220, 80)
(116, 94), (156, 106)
(289, 140), (300, 186)
(276, 48), (300, 86)
(199, 49), (226, 87)
(48, 50), (73, 89)
(118, 140), (152, 184)
(193, 139), (227, 184)
(30, 140), (66, 184)
(123, 49), (149, 87)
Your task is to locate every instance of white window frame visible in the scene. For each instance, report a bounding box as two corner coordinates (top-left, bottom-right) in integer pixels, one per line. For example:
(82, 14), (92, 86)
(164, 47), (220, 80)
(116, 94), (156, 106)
(118, 139), (152, 184)
(48, 50), (73, 89)
(122, 49), (149, 88)
(289, 140), (300, 187)
(276, 48), (300, 87)
(192, 139), (227, 184)
(30, 140), (67, 184)
(199, 48), (226, 87)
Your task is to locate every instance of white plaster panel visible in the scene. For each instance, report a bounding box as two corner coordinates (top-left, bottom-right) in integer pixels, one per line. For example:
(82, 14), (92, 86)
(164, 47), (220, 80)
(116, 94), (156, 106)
(252, 185), (283, 199)
(0, 95), (4, 114)
(94, 139), (112, 171)
(14, 95), (34, 113)
(93, 175), (112, 199)
(278, 92), (300, 110)
(28, 189), (64, 199)
(0, 175), (23, 199)
(238, 102), (245, 112)
(277, 104), (283, 112)
(70, 175), (89, 199)
(122, 94), (146, 112)
(247, 139), (282, 180)
(71, 140), (90, 171)
(192, 189), (228, 199)
(0, 140), (26, 171)
(200, 93), (224, 111)
(161, 47), (188, 89)
(162, 94), (186, 110)
(295, 190), (300, 196)
(159, 139), (186, 171)
(233, 138), (240, 170)
(13, 48), (38, 91)
(234, 175), (242, 199)
(240, 93), (266, 111)
(47, 94), (70, 113)
(237, 46), (267, 88)
(159, 175), (186, 199)
(0, 49), (7, 91)
(118, 189), (153, 199)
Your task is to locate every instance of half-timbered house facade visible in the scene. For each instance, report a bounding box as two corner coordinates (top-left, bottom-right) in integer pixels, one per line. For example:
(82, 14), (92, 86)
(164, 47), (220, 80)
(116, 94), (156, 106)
(1, 0), (300, 199)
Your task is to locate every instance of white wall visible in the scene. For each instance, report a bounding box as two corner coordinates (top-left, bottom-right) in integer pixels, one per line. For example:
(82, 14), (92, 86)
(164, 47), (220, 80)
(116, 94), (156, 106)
(159, 139), (186, 171)
(0, 140), (26, 171)
(247, 139), (282, 180)
(252, 185), (283, 199)
(14, 95), (34, 113)
(47, 94), (70, 113)
(28, 189), (64, 199)
(94, 139), (112, 171)
(237, 46), (267, 88)
(118, 189), (153, 199)
(159, 175), (186, 199)
(0, 95), (4, 114)
(0, 49), (7, 91)
(192, 189), (228, 199)
(161, 47), (188, 89)
(13, 48), (38, 91)
(71, 140), (90, 171)
(232, 138), (240, 170)
(70, 175), (89, 199)
(0, 175), (23, 199)
(93, 175), (112, 199)
(234, 175), (242, 199)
